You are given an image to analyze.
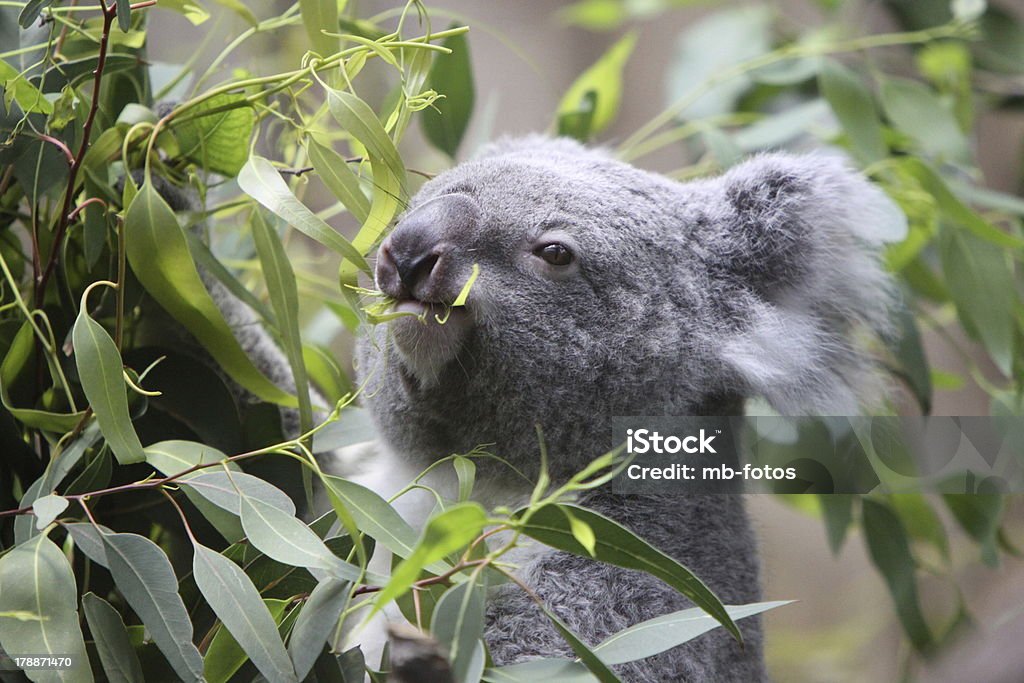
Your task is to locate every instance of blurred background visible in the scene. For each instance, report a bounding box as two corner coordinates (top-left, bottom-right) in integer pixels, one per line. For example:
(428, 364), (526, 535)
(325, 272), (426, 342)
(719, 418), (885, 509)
(142, 1), (1024, 680)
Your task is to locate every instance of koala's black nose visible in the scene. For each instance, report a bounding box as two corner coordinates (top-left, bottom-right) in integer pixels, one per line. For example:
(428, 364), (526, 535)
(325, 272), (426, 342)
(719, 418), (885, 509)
(376, 193), (479, 302)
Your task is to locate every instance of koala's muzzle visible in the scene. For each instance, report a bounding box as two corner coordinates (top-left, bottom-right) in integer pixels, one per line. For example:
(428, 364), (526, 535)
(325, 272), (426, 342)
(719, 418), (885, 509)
(376, 193), (480, 304)
(375, 193), (479, 383)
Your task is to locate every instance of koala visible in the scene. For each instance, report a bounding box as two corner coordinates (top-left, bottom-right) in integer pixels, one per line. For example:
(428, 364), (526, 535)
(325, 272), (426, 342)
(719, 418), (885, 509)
(356, 136), (899, 681)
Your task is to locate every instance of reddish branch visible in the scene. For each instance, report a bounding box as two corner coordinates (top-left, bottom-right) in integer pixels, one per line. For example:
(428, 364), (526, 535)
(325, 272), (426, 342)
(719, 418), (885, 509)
(35, 0), (117, 307)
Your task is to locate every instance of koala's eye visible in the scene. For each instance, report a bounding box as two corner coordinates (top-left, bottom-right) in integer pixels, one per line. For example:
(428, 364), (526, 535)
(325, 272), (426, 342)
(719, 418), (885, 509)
(534, 242), (573, 266)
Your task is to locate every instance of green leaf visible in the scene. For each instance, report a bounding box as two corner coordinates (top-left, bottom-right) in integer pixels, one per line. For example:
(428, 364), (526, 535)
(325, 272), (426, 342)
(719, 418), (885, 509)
(124, 182), (297, 405)
(0, 533), (93, 683)
(483, 659), (594, 683)
(891, 493), (950, 562)
(1, 322), (85, 433)
(453, 456), (476, 503)
(73, 302), (145, 465)
(593, 601), (791, 666)
(556, 32), (636, 137)
(18, 0), (55, 29)
(193, 543), (298, 682)
(154, 0), (210, 25)
(116, 0), (130, 32)
(173, 93), (255, 176)
(300, 0), (339, 57)
(373, 503), (487, 613)
(818, 494), (853, 555)
(320, 475), (420, 559)
(890, 306), (932, 415)
(879, 78), (968, 163)
(818, 59), (886, 164)
(861, 499), (933, 652)
(252, 209), (312, 436)
(239, 493), (376, 583)
(82, 592), (144, 683)
(144, 439), (234, 475)
(943, 494), (1003, 566)
(102, 532), (205, 682)
(664, 6), (772, 119)
(210, 0), (257, 26)
(0, 59), (54, 114)
(238, 156), (369, 272)
(517, 504), (741, 643)
(183, 471), (297, 516)
(903, 159), (1024, 249)
(939, 227), (1017, 375)
(422, 25), (475, 157)
(307, 138), (371, 224)
(325, 90), (407, 259)
(288, 578), (350, 680)
(32, 494), (68, 530)
(527, 599), (620, 683)
(430, 576), (486, 683)
(65, 522), (113, 567)
(204, 599), (291, 683)
(557, 90), (597, 142)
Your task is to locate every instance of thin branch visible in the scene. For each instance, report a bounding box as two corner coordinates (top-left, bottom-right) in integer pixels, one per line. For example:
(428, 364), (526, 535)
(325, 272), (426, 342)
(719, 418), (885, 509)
(36, 0), (116, 306)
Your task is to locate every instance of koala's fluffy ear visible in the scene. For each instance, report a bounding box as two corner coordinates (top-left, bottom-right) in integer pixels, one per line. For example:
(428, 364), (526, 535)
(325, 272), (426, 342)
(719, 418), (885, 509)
(699, 153), (904, 415)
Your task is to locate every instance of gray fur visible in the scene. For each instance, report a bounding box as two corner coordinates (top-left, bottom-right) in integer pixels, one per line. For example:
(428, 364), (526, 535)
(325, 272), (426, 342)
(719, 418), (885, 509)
(358, 136), (898, 681)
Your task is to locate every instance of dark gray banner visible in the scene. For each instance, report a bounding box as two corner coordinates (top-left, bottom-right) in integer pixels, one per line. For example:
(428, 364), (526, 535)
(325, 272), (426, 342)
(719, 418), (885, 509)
(611, 416), (1024, 494)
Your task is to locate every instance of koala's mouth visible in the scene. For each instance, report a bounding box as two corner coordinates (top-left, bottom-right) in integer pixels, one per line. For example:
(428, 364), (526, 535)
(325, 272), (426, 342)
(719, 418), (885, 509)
(387, 298), (471, 385)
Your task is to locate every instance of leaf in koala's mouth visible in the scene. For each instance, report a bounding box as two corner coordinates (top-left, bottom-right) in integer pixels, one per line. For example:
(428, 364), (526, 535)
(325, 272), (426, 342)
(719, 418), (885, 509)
(389, 305), (471, 384)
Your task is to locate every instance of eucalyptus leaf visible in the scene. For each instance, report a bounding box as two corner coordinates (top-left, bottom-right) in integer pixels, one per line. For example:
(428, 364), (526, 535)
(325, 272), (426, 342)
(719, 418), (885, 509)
(124, 183), (297, 405)
(73, 304), (145, 464)
(593, 601), (791, 665)
(32, 494), (68, 530)
(300, 0), (339, 57)
(288, 578), (350, 680)
(422, 25), (475, 157)
(517, 504), (741, 643)
(0, 533), (93, 683)
(82, 592), (144, 683)
(193, 543), (298, 682)
(238, 156), (370, 272)
(861, 499), (932, 653)
(307, 138), (371, 224)
(819, 59), (886, 164)
(102, 532), (205, 682)
(373, 503), (487, 614)
(430, 576), (486, 682)
(557, 32), (635, 137)
(253, 209), (312, 436)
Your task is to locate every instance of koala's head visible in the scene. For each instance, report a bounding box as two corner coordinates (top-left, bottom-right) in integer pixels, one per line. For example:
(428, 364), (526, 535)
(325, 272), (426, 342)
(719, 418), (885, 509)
(357, 136), (902, 479)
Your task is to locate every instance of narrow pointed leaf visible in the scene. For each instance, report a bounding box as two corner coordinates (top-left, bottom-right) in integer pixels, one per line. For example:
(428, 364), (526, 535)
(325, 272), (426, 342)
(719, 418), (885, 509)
(430, 576), (486, 682)
(238, 156), (369, 272)
(73, 305), (145, 464)
(82, 592), (144, 683)
(193, 543), (298, 682)
(517, 504), (741, 643)
(307, 138), (370, 224)
(253, 209), (312, 436)
(238, 494), (377, 584)
(373, 503), (487, 613)
(593, 601), (791, 665)
(124, 183), (297, 405)
(101, 532), (205, 682)
(422, 26), (475, 157)
(0, 533), (93, 683)
(288, 578), (350, 680)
